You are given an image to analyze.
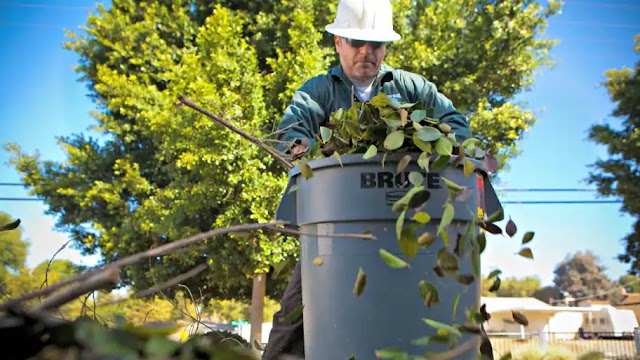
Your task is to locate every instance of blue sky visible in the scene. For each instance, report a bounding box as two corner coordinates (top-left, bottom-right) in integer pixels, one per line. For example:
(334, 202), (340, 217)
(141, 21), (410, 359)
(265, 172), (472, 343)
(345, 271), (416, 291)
(0, 1), (639, 289)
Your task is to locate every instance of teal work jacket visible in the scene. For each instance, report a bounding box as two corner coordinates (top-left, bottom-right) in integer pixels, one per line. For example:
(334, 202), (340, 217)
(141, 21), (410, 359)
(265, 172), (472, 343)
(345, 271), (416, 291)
(276, 63), (471, 153)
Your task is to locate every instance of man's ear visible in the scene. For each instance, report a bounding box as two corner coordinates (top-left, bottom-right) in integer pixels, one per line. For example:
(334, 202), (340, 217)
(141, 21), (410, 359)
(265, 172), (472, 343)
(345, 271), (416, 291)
(334, 35), (341, 53)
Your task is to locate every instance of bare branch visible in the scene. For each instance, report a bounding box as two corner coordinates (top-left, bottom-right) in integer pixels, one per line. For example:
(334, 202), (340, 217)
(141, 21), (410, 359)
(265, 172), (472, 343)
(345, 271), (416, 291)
(32, 266), (120, 312)
(177, 95), (294, 170)
(265, 225), (377, 240)
(40, 240), (71, 291)
(0, 221), (285, 311)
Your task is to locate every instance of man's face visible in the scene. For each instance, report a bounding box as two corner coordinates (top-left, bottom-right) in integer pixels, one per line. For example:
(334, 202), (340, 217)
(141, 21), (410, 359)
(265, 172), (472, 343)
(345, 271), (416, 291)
(335, 36), (386, 82)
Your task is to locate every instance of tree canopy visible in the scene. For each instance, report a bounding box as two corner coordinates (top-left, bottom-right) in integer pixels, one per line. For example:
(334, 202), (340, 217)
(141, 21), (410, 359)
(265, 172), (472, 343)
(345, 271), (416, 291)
(6, 0), (561, 299)
(553, 250), (617, 301)
(0, 212), (28, 289)
(587, 35), (640, 275)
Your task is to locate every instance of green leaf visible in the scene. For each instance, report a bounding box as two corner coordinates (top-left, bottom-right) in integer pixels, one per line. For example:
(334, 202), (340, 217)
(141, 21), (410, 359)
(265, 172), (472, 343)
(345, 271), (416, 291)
(313, 256), (324, 266)
(488, 269), (502, 279)
(477, 232), (487, 254)
(0, 218), (21, 231)
(369, 92), (393, 107)
(384, 130), (405, 150)
(410, 109), (427, 122)
(518, 247), (534, 259)
(431, 154), (450, 170)
(396, 154), (412, 175)
(333, 151), (343, 167)
(452, 293), (461, 320)
(417, 126), (442, 142)
(435, 137), (453, 156)
(441, 176), (464, 192)
(417, 152), (430, 171)
(353, 267), (367, 296)
(418, 280), (440, 307)
(284, 305), (304, 324)
(422, 318), (462, 337)
(413, 211), (431, 224)
(320, 126), (332, 142)
(375, 348), (407, 359)
(398, 226), (419, 259)
(522, 231), (535, 244)
(408, 171), (423, 186)
(412, 132), (432, 153)
(438, 202), (455, 234)
(363, 145), (378, 159)
(288, 184), (299, 194)
(500, 353), (513, 360)
(437, 251), (459, 272)
(463, 159), (476, 177)
(379, 249), (410, 268)
(417, 232), (436, 247)
(145, 336), (181, 357)
(300, 160), (313, 179)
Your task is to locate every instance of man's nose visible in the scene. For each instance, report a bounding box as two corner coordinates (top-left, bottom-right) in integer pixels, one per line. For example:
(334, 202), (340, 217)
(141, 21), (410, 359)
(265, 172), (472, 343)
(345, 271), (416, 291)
(358, 43), (374, 54)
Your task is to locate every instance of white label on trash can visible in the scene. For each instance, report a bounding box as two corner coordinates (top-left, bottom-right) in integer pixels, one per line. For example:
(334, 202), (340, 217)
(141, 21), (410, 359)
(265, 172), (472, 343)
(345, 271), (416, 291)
(317, 223), (334, 256)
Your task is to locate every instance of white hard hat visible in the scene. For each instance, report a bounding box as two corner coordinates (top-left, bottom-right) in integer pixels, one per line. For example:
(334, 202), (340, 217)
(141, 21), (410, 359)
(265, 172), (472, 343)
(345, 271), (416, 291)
(325, 0), (401, 42)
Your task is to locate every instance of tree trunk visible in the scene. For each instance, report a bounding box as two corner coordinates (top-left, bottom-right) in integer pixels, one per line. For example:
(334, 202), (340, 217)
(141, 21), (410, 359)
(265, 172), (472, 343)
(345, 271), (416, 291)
(250, 272), (266, 348)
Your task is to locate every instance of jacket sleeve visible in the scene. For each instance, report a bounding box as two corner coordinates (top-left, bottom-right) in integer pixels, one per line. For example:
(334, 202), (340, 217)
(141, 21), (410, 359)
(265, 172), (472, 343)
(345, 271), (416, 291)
(275, 81), (327, 154)
(404, 73), (472, 141)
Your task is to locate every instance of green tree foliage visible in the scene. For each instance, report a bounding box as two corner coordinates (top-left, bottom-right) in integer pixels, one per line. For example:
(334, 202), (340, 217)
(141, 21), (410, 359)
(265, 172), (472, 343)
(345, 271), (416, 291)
(553, 250), (617, 301)
(5, 0), (561, 299)
(587, 35), (640, 274)
(619, 274), (640, 293)
(0, 212), (28, 289)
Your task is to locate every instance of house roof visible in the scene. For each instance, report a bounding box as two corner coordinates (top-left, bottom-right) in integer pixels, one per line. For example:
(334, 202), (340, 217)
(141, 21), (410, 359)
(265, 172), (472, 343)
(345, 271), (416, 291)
(481, 296), (600, 315)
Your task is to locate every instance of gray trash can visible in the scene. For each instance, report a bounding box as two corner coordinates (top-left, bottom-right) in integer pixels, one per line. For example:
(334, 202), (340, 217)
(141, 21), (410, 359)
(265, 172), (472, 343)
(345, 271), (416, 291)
(275, 153), (503, 360)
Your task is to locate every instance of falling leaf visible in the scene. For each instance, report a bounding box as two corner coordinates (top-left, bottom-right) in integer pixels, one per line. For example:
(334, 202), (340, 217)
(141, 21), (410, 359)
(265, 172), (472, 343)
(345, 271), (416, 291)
(396, 154), (412, 174)
(418, 280), (440, 307)
(456, 274), (475, 286)
(408, 171), (424, 186)
(347, 355), (356, 360)
(407, 189), (430, 209)
(375, 348), (407, 359)
(438, 123), (452, 134)
(435, 137), (453, 156)
(379, 249), (410, 268)
(457, 323), (481, 334)
(505, 216), (517, 237)
(417, 126), (442, 142)
(500, 353), (513, 360)
(413, 212), (431, 224)
(438, 202), (455, 234)
(287, 184), (299, 194)
(431, 154), (450, 171)
(300, 160), (313, 179)
(417, 232), (435, 247)
(518, 247), (533, 259)
(512, 311), (529, 326)
(482, 153), (499, 173)
(480, 304), (491, 322)
(353, 267), (367, 297)
(486, 208), (504, 223)
(272, 259), (292, 279)
(452, 293), (460, 320)
(433, 265), (444, 277)
(477, 232), (487, 253)
(284, 305), (304, 324)
(417, 151), (430, 170)
(522, 231), (535, 244)
(333, 151), (343, 167)
(441, 176), (464, 192)
(437, 251), (459, 272)
(480, 222), (503, 235)
(398, 226), (419, 259)
(313, 256), (324, 266)
(463, 159), (476, 177)
(363, 145), (378, 159)
(320, 126), (332, 142)
(488, 269), (502, 279)
(422, 318), (461, 337)
(489, 276), (501, 292)
(384, 130), (405, 150)
(0, 219), (20, 232)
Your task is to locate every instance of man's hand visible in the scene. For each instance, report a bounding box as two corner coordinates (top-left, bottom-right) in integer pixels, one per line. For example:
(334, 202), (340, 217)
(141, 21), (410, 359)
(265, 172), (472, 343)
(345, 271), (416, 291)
(290, 140), (309, 160)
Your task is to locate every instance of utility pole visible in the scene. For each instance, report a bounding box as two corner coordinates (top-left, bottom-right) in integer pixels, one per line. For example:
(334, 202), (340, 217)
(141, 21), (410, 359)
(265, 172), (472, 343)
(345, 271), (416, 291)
(250, 272), (266, 348)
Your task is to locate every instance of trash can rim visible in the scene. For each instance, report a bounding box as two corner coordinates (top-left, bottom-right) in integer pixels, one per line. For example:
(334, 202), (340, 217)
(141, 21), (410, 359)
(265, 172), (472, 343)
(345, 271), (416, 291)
(288, 153), (489, 178)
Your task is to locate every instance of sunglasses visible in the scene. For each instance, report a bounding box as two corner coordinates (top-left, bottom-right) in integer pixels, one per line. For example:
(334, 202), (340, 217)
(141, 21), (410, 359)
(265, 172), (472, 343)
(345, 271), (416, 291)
(343, 37), (386, 49)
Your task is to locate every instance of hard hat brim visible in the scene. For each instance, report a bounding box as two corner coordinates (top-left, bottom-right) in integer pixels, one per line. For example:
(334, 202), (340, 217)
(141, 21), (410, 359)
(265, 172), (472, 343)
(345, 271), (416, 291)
(325, 24), (401, 42)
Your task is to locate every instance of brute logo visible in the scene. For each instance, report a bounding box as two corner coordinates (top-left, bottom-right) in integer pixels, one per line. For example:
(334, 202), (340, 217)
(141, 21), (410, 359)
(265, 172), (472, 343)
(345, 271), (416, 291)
(360, 171), (442, 190)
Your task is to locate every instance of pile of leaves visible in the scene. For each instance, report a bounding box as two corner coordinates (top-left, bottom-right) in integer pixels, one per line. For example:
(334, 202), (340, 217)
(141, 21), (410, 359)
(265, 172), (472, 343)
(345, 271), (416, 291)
(0, 308), (258, 360)
(293, 93), (539, 359)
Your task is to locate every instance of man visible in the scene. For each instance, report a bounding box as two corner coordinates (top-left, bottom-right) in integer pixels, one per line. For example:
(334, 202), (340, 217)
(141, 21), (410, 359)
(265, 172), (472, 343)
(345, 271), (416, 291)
(264, 0), (471, 358)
